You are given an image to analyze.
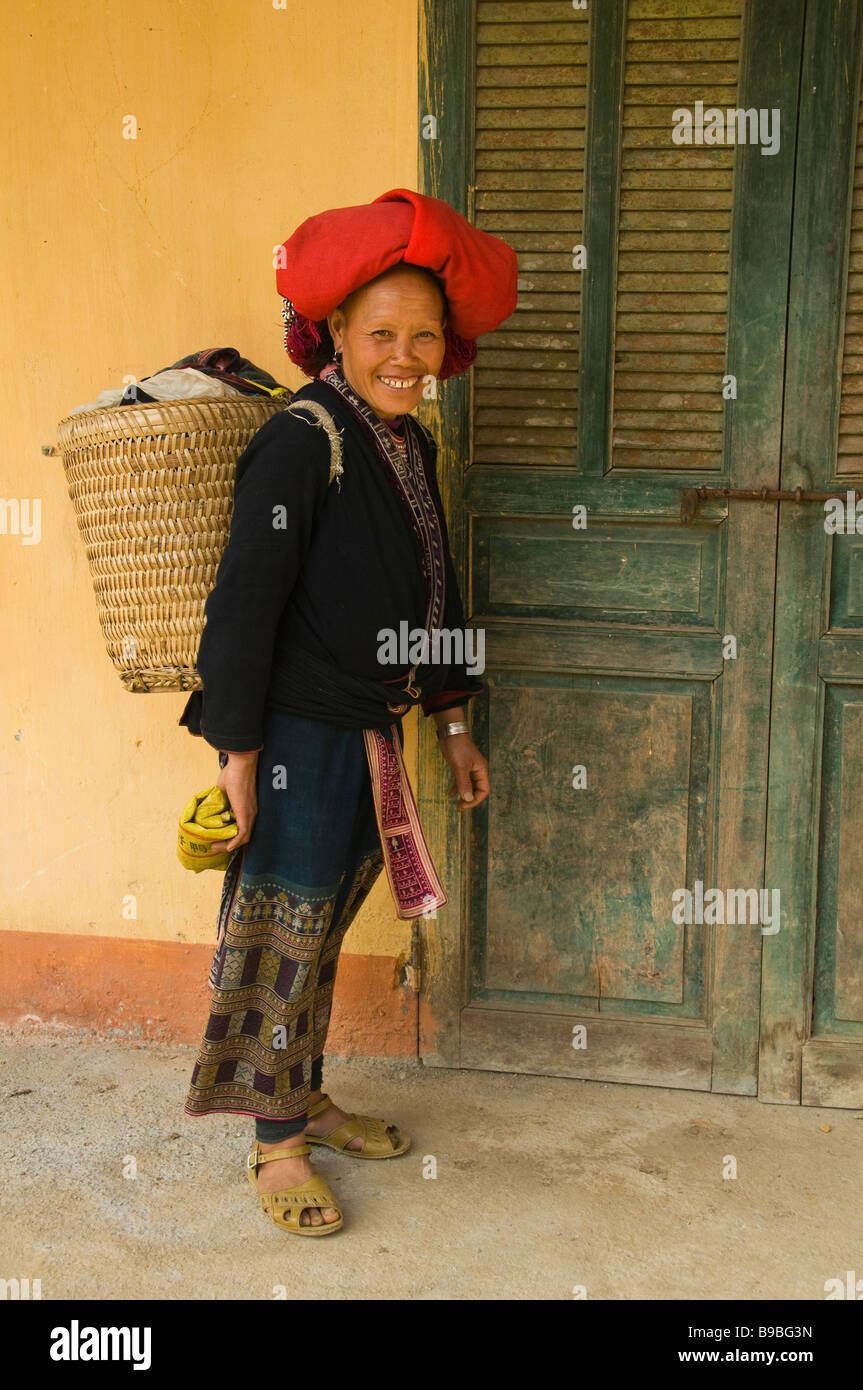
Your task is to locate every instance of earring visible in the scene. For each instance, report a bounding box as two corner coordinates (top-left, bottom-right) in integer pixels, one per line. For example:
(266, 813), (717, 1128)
(334, 347), (343, 364)
(281, 297), (296, 351)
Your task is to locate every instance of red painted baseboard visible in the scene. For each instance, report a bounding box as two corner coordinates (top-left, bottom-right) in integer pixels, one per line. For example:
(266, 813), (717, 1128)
(0, 929), (417, 1056)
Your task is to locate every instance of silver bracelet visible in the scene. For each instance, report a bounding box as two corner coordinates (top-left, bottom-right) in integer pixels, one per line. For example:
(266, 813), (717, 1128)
(437, 720), (470, 739)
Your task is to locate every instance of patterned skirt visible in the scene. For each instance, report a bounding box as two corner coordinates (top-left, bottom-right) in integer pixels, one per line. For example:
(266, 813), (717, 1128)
(184, 706), (445, 1121)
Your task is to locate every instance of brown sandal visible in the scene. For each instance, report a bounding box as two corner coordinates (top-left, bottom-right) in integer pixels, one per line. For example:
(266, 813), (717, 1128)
(247, 1141), (344, 1235)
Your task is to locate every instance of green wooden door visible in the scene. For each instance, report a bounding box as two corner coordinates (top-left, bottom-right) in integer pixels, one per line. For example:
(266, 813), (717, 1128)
(760, 0), (863, 1107)
(418, 0), (863, 1105)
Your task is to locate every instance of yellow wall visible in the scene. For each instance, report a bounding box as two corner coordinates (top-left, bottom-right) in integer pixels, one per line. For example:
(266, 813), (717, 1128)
(1, 0), (418, 958)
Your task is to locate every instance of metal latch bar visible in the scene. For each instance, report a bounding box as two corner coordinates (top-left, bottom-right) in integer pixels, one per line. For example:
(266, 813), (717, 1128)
(680, 485), (850, 525)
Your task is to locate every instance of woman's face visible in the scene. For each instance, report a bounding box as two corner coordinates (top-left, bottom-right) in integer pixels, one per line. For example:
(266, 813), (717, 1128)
(327, 267), (447, 420)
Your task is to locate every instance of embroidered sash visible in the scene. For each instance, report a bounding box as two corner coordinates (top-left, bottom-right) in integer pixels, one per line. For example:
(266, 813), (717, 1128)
(363, 722), (448, 918)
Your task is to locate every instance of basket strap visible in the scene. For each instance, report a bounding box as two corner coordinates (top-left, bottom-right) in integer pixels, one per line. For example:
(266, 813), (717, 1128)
(284, 401), (345, 491)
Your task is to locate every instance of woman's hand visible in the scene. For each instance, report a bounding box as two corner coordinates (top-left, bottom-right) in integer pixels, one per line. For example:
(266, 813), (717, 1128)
(438, 732), (490, 812)
(212, 750), (260, 851)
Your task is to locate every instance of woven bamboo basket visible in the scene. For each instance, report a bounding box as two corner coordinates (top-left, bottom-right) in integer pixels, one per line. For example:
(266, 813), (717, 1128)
(56, 395), (292, 691)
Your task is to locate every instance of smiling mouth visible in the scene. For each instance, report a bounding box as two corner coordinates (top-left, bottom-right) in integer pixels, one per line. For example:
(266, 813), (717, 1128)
(379, 376), (419, 390)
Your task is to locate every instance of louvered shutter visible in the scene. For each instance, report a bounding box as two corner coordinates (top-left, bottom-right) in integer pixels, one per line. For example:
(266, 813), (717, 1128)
(471, 0), (744, 472)
(612, 0), (743, 470)
(838, 76), (863, 474)
(473, 0), (589, 465)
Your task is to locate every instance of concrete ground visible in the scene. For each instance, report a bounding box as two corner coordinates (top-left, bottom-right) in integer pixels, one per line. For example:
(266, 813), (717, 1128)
(0, 1023), (860, 1301)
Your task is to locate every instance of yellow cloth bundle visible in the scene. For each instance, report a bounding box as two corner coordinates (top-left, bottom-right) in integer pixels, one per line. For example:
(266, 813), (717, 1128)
(177, 785), (238, 871)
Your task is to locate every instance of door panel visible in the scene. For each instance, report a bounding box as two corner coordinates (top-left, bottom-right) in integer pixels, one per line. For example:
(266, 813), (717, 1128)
(417, 0), (833, 1098)
(761, 0), (863, 1106)
(474, 517), (721, 625)
(818, 687), (863, 1027)
(473, 674), (709, 1010)
(465, 0), (800, 1095)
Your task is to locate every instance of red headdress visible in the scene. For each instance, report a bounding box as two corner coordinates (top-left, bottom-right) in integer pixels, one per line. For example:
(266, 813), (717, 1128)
(276, 188), (518, 380)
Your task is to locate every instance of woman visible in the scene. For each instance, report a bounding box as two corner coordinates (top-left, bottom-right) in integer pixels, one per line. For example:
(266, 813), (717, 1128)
(179, 187), (518, 1235)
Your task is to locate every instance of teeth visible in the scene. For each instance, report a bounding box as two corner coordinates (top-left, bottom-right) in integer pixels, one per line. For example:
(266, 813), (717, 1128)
(380, 377), (418, 389)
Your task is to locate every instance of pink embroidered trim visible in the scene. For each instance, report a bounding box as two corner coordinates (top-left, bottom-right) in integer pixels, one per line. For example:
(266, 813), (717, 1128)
(362, 723), (447, 918)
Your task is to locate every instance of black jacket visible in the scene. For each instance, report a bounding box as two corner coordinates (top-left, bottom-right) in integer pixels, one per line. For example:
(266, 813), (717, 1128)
(179, 376), (482, 751)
